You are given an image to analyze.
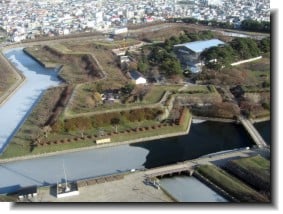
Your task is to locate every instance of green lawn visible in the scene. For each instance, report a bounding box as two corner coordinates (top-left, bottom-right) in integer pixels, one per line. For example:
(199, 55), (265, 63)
(228, 155), (270, 186)
(238, 57), (270, 86)
(0, 53), (22, 100)
(195, 164), (269, 202)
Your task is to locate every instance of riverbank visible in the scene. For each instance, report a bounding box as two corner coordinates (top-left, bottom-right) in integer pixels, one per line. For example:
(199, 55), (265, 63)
(192, 115), (270, 124)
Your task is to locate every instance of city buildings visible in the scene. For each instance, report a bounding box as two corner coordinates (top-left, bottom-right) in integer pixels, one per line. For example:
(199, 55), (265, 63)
(0, 0), (270, 42)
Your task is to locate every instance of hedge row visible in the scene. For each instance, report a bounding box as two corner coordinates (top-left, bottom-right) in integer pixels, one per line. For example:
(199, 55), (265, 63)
(52, 108), (163, 132)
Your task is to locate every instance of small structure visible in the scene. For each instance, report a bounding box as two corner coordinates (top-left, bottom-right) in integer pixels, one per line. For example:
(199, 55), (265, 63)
(56, 161), (79, 198)
(16, 186), (38, 200)
(120, 55), (130, 64)
(101, 89), (121, 104)
(174, 39), (225, 73)
(129, 70), (147, 85)
(119, 55), (131, 69)
(112, 27), (128, 35)
(96, 138), (111, 144)
(56, 182), (79, 198)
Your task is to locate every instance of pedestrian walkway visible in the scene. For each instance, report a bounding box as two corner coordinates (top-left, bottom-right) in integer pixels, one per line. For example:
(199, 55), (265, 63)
(238, 116), (267, 148)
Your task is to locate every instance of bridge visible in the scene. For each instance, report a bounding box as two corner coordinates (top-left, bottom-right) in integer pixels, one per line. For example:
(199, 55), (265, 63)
(144, 146), (269, 180)
(238, 116), (267, 148)
(145, 162), (194, 179)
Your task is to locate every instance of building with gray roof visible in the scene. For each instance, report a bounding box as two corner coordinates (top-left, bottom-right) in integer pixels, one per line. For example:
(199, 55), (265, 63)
(174, 39), (225, 73)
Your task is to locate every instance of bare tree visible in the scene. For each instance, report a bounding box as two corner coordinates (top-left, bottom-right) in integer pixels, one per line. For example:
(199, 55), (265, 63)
(43, 125), (52, 138)
(111, 118), (120, 133)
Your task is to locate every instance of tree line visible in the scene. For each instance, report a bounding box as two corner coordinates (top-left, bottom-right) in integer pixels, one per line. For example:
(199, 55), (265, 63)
(200, 36), (270, 70)
(168, 18), (270, 33)
(51, 107), (163, 133)
(138, 30), (215, 77)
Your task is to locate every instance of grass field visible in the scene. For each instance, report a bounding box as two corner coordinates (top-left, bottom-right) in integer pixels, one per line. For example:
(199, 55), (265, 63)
(227, 155), (270, 188)
(195, 164), (269, 202)
(0, 53), (22, 100)
(236, 56), (270, 86)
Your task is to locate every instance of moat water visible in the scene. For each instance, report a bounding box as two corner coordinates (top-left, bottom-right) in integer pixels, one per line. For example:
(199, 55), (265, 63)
(0, 48), (60, 153)
(160, 175), (228, 202)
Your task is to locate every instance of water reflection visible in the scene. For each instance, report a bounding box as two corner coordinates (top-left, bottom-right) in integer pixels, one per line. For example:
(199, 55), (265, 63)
(254, 121), (271, 145)
(131, 121), (254, 168)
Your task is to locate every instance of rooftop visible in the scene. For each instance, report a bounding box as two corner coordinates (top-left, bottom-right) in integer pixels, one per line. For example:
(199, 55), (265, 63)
(130, 70), (144, 80)
(174, 39), (225, 53)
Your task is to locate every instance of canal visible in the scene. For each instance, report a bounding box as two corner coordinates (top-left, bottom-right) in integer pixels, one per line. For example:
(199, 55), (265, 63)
(254, 121), (271, 145)
(130, 121), (254, 168)
(0, 48), (263, 196)
(0, 48), (61, 153)
(160, 175), (228, 202)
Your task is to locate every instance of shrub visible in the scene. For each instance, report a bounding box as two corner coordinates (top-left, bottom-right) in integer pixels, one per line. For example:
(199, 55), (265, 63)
(65, 117), (92, 132)
(51, 120), (65, 132)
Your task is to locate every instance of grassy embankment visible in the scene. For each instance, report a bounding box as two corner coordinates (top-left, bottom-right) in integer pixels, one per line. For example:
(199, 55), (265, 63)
(225, 155), (270, 197)
(228, 155), (270, 183)
(0, 52), (23, 104)
(24, 44), (105, 84)
(0, 195), (17, 202)
(195, 164), (269, 202)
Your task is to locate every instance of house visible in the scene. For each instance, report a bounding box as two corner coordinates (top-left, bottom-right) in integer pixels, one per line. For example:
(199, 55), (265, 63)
(119, 55), (130, 68)
(129, 70), (147, 85)
(174, 39), (225, 73)
(101, 89), (121, 104)
(112, 27), (128, 35)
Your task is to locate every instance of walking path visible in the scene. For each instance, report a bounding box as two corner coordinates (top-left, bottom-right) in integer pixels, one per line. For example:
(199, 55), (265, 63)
(238, 116), (267, 148)
(145, 146), (265, 179)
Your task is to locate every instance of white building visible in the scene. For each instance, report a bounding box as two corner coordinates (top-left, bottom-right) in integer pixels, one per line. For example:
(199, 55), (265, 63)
(112, 27), (128, 35)
(129, 70), (147, 84)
